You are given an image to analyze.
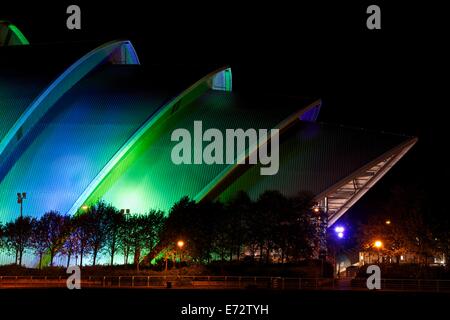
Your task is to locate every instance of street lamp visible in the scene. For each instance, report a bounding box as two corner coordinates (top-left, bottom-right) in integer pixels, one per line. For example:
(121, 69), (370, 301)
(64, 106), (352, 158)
(17, 192), (26, 218)
(177, 240), (185, 264)
(334, 226), (345, 239)
(385, 220), (391, 225)
(166, 240), (185, 273)
(333, 226), (346, 276)
(374, 240), (383, 263)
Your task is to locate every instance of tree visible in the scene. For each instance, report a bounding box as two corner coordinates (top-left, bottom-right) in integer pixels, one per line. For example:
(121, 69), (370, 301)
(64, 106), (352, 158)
(35, 211), (69, 266)
(358, 185), (436, 265)
(128, 214), (145, 269)
(4, 216), (34, 266)
(284, 192), (317, 261)
(125, 210), (166, 270)
(160, 197), (196, 259)
(0, 222), (5, 252)
(71, 213), (92, 267)
(30, 217), (49, 269)
(431, 212), (450, 269)
(103, 206), (124, 266)
(60, 217), (80, 268)
(85, 201), (110, 266)
(195, 200), (222, 263)
(140, 210), (165, 265)
(252, 191), (288, 263)
(160, 197), (216, 263)
(117, 214), (133, 265)
(224, 191), (252, 261)
(211, 202), (232, 261)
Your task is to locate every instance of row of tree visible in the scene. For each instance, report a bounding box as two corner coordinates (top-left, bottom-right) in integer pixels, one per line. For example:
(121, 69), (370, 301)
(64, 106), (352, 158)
(160, 191), (319, 264)
(357, 186), (450, 265)
(0, 191), (320, 268)
(0, 201), (165, 269)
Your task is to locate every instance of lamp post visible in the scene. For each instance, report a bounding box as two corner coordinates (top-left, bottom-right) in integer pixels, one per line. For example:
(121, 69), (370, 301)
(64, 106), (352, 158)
(164, 240), (185, 289)
(165, 251), (169, 274)
(165, 240), (185, 273)
(17, 192), (26, 218)
(16, 192), (27, 267)
(177, 240), (185, 263)
(333, 226), (345, 277)
(374, 240), (383, 263)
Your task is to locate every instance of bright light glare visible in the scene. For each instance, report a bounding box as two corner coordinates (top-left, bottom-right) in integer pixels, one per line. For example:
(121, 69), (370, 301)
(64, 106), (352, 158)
(334, 226), (344, 233)
(374, 240), (383, 248)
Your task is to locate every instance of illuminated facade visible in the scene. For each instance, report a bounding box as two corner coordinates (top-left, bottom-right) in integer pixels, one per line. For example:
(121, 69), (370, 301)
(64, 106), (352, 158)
(0, 39), (417, 231)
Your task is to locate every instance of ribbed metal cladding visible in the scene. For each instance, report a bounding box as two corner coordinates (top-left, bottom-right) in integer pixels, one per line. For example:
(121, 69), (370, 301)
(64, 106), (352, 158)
(99, 90), (313, 214)
(0, 62), (220, 220)
(220, 122), (412, 201)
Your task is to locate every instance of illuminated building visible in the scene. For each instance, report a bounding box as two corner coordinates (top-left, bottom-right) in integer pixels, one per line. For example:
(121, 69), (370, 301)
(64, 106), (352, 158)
(0, 36), (416, 231)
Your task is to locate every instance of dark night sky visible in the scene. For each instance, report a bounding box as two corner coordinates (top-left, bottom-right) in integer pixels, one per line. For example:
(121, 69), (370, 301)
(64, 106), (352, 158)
(2, 1), (448, 224)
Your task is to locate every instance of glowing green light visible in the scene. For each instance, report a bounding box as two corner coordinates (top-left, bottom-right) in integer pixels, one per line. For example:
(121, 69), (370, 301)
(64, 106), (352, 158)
(7, 24), (29, 45)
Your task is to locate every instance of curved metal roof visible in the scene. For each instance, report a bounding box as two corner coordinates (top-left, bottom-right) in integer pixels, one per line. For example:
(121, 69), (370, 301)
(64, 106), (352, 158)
(0, 42), (416, 229)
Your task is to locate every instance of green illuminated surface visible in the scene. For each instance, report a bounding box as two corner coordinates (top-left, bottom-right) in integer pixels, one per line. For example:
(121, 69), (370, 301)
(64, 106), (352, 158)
(0, 22), (29, 46)
(194, 100), (321, 202)
(93, 90), (306, 214)
(68, 68), (223, 215)
(0, 66), (168, 222)
(8, 24), (29, 45)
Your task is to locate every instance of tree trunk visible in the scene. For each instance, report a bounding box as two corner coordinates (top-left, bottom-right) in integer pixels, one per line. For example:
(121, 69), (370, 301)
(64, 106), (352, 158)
(92, 249), (97, 266)
(124, 247), (129, 265)
(80, 247), (84, 267)
(50, 250), (54, 267)
(19, 248), (23, 266)
(39, 253), (43, 270)
(134, 246), (141, 271)
(110, 247), (115, 266)
(67, 253), (71, 268)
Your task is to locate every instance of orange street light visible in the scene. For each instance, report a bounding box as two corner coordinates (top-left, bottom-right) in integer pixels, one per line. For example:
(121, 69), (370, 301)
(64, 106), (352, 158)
(374, 240), (383, 263)
(177, 240), (185, 249)
(385, 220), (391, 225)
